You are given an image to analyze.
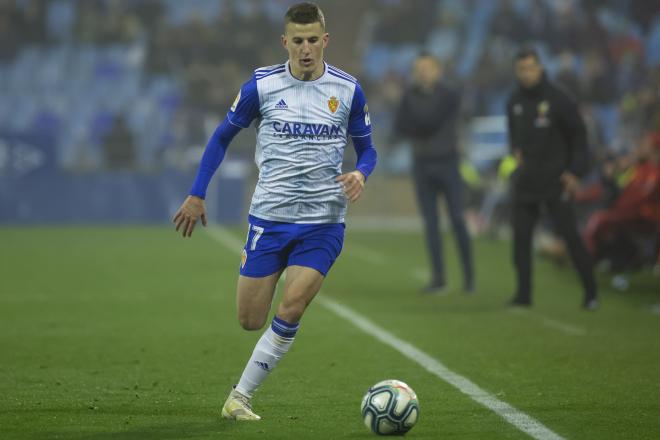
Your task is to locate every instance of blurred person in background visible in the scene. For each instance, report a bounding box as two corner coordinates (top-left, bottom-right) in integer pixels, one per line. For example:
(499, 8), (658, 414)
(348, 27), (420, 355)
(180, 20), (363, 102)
(393, 53), (474, 294)
(584, 133), (660, 272)
(102, 115), (136, 170)
(506, 47), (598, 310)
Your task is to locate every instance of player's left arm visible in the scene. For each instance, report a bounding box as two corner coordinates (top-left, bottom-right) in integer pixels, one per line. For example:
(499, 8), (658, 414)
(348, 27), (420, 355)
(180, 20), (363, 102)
(337, 82), (377, 203)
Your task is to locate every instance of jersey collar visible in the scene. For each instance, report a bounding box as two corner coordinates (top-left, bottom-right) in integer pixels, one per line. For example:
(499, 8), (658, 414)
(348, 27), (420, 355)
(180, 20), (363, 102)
(285, 60), (327, 83)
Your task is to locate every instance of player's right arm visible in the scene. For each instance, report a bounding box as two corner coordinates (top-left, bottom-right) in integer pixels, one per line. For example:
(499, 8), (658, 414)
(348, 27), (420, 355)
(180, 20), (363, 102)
(173, 75), (260, 237)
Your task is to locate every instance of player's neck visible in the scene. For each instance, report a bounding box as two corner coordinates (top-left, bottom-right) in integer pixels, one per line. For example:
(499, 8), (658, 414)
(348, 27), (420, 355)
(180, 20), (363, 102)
(289, 62), (324, 81)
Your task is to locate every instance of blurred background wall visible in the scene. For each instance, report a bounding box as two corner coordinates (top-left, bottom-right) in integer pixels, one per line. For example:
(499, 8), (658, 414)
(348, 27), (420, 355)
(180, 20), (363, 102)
(0, 0), (658, 226)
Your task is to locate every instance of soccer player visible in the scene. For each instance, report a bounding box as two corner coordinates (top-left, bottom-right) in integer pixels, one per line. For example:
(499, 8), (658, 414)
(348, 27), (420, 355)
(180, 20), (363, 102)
(172, 2), (377, 421)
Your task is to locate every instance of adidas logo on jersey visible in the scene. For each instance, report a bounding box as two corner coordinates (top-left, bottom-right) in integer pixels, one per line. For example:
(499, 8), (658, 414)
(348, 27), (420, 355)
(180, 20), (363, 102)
(274, 99), (288, 109)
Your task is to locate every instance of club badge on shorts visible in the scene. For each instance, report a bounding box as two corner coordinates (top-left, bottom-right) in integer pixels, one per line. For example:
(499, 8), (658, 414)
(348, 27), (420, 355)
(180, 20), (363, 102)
(241, 249), (247, 269)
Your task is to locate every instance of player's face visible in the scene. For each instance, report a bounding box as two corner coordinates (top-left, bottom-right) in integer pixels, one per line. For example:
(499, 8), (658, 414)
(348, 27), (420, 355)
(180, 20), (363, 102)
(282, 21), (328, 80)
(413, 57), (442, 89)
(515, 57), (543, 89)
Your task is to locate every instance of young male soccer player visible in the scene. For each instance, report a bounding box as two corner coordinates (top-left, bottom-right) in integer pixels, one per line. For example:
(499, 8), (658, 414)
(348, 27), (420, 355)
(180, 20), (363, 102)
(172, 2), (377, 420)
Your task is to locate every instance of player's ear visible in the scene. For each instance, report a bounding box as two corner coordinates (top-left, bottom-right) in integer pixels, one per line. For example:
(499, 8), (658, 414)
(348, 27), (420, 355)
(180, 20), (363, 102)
(322, 32), (329, 49)
(281, 34), (287, 49)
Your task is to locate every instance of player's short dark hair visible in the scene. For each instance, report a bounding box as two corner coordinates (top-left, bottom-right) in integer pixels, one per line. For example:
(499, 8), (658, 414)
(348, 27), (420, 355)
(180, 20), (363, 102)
(284, 2), (325, 30)
(515, 46), (541, 63)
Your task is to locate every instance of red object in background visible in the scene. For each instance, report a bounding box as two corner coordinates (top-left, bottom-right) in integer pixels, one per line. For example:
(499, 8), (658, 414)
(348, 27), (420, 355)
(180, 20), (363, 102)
(584, 159), (660, 255)
(575, 182), (604, 203)
(612, 161), (660, 217)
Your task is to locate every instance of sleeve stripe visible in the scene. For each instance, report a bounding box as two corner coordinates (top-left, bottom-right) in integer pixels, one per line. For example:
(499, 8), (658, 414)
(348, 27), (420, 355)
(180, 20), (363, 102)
(255, 64), (285, 74)
(227, 115), (248, 129)
(255, 69), (286, 79)
(327, 70), (356, 84)
(328, 65), (357, 82)
(350, 132), (372, 138)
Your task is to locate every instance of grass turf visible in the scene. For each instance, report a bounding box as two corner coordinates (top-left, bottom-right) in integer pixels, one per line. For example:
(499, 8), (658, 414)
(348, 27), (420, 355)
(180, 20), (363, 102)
(0, 226), (658, 439)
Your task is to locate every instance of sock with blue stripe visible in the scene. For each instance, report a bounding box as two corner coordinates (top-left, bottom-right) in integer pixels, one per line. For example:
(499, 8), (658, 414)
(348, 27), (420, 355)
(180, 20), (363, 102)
(235, 316), (299, 398)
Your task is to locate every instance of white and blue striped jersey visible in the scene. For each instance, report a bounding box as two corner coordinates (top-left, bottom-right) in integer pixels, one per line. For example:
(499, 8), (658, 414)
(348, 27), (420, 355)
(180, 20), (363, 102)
(227, 61), (373, 224)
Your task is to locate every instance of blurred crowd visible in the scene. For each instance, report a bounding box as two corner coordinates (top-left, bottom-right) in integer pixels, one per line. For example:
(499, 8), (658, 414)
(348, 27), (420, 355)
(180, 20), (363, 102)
(1, 0), (659, 272)
(364, 0), (659, 151)
(362, 0), (660, 274)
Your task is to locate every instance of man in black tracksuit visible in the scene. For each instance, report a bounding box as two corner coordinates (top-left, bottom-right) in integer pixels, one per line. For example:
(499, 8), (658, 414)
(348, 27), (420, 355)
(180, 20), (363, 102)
(394, 53), (474, 293)
(506, 48), (598, 309)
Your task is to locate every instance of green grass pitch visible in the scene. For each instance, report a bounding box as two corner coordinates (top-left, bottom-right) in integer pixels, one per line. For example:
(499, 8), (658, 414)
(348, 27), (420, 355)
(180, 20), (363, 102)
(1, 227), (659, 439)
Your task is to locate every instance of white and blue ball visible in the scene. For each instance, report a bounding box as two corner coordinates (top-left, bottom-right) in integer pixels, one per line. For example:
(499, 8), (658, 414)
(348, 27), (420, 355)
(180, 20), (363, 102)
(361, 379), (419, 435)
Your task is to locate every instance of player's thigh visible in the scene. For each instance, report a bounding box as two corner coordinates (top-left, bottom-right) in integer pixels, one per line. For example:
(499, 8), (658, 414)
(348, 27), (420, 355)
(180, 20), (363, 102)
(236, 216), (291, 329)
(546, 199), (580, 240)
(236, 271), (283, 330)
(512, 200), (539, 237)
(276, 265), (325, 323)
(441, 167), (467, 224)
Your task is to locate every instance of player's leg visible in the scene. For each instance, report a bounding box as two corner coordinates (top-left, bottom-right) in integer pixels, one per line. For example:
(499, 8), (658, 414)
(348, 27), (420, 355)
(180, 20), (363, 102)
(413, 162), (444, 290)
(546, 198), (598, 308)
(227, 222), (343, 420)
(511, 199), (539, 305)
(229, 266), (323, 415)
(223, 218), (289, 421)
(224, 273), (284, 421)
(276, 264), (325, 322)
(236, 272), (283, 330)
(441, 163), (474, 292)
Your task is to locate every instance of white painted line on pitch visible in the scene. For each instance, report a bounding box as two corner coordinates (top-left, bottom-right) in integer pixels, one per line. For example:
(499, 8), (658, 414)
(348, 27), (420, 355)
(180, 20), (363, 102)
(318, 296), (566, 440)
(507, 308), (586, 336)
(533, 314), (586, 336)
(343, 242), (389, 265)
(205, 226), (245, 251)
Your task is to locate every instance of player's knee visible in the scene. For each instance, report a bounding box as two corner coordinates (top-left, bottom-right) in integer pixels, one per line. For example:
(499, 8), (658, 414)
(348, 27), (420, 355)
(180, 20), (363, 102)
(277, 301), (306, 323)
(238, 313), (267, 331)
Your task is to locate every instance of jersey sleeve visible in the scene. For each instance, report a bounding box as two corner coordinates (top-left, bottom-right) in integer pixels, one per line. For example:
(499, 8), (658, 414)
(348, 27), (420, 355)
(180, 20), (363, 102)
(348, 82), (372, 138)
(227, 74), (260, 128)
(189, 116), (242, 199)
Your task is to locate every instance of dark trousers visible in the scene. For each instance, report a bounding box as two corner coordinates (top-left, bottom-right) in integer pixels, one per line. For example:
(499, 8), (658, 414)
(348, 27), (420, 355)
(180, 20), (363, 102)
(413, 160), (474, 288)
(512, 196), (597, 303)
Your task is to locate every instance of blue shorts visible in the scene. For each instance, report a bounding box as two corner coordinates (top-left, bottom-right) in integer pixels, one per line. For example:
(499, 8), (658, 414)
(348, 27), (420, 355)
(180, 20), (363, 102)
(240, 215), (345, 278)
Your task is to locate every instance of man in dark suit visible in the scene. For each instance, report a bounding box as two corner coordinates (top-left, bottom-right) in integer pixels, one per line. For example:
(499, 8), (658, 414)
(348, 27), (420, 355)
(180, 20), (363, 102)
(394, 53), (474, 293)
(506, 47), (598, 309)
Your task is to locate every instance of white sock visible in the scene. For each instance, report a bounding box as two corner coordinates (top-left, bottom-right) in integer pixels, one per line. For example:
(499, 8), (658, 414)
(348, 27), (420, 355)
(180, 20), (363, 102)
(235, 316), (299, 398)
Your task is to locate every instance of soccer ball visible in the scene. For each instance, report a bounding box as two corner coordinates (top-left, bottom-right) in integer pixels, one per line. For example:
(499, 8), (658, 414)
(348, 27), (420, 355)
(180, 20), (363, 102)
(361, 379), (419, 435)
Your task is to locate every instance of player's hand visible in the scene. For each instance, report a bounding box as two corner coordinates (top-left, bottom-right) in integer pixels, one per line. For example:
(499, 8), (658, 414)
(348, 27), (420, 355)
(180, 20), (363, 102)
(560, 171), (580, 197)
(336, 170), (366, 203)
(513, 149), (523, 166)
(173, 195), (207, 238)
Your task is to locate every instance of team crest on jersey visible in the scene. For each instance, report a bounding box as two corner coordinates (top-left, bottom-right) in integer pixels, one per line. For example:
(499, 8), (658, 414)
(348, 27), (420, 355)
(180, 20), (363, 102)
(535, 100), (551, 128)
(241, 249), (247, 269)
(231, 90), (241, 112)
(328, 96), (339, 113)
